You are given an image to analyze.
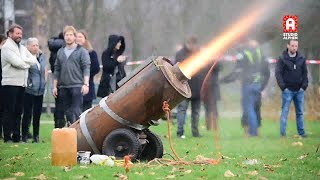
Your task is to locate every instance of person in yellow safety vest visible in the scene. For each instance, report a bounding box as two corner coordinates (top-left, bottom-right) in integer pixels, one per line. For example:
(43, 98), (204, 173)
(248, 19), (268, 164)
(220, 39), (270, 136)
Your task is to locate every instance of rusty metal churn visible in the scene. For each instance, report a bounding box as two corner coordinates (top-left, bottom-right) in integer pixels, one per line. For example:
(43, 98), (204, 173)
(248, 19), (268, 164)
(70, 56), (191, 160)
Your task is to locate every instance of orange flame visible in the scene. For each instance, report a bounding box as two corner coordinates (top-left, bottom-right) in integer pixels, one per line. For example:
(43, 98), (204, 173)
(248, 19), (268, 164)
(178, 2), (276, 78)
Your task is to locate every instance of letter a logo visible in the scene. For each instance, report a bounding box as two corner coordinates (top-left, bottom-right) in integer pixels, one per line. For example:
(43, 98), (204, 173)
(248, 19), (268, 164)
(286, 18), (295, 31)
(283, 15), (298, 33)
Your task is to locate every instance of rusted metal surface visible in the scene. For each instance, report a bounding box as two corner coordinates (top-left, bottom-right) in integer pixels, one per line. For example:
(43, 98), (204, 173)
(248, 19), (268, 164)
(70, 56), (191, 152)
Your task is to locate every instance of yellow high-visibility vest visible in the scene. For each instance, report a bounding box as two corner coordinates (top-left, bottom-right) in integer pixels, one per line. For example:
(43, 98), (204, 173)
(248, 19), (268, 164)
(243, 48), (262, 82)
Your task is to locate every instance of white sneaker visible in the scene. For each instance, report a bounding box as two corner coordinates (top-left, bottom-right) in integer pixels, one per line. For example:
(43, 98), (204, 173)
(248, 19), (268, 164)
(180, 135), (186, 139)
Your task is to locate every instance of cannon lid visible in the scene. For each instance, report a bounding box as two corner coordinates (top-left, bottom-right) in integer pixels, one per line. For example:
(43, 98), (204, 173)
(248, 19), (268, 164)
(157, 57), (192, 99)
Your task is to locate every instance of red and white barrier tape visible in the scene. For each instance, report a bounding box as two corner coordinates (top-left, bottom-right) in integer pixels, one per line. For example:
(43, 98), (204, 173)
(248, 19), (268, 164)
(124, 55), (320, 65)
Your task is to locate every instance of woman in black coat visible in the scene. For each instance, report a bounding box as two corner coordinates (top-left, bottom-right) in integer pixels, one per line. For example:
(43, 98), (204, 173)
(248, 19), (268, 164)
(97, 35), (126, 98)
(76, 30), (100, 111)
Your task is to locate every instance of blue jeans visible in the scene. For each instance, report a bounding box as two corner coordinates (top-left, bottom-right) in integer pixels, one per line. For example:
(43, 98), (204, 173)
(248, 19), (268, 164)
(280, 88), (305, 136)
(243, 83), (261, 136)
(241, 84), (262, 128)
(176, 98), (201, 136)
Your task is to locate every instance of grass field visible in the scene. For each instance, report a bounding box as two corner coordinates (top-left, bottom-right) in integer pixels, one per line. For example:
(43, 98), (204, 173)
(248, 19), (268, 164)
(0, 113), (319, 179)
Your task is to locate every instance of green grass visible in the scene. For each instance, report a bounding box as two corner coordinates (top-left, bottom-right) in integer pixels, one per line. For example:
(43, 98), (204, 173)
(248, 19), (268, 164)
(0, 114), (319, 179)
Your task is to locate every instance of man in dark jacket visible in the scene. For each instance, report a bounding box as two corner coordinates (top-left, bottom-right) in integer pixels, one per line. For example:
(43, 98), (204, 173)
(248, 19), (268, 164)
(48, 32), (66, 128)
(175, 36), (203, 138)
(97, 35), (126, 98)
(275, 39), (308, 137)
(221, 39), (270, 136)
(0, 34), (7, 139)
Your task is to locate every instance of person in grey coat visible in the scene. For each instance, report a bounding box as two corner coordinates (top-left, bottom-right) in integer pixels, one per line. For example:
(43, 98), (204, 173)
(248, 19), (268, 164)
(22, 38), (47, 143)
(53, 26), (90, 125)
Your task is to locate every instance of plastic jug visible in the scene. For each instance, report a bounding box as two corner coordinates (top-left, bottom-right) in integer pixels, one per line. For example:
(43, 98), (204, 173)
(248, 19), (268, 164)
(52, 128), (77, 166)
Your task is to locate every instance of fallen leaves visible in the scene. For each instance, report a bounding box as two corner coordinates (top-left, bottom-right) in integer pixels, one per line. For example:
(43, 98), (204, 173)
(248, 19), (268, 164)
(12, 172), (25, 177)
(292, 141), (303, 146)
(246, 170), (258, 176)
(297, 153), (309, 160)
(63, 166), (72, 172)
(184, 170), (192, 174)
(74, 174), (91, 179)
(9, 156), (22, 161)
(279, 157), (287, 162)
(195, 155), (220, 165)
(263, 164), (274, 172)
(113, 173), (128, 180)
(224, 170), (235, 177)
(31, 173), (47, 180)
(222, 155), (235, 160)
(134, 171), (144, 176)
(272, 163), (282, 168)
(293, 135), (301, 139)
(259, 176), (268, 180)
(166, 174), (176, 179)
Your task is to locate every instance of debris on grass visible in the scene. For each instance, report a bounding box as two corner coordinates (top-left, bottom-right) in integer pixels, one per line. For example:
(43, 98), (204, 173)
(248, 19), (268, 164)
(245, 170), (258, 176)
(224, 170), (235, 177)
(74, 174), (91, 179)
(259, 176), (268, 180)
(170, 167), (177, 173)
(297, 153), (309, 160)
(149, 172), (155, 175)
(134, 171), (144, 175)
(292, 142), (303, 146)
(166, 174), (176, 179)
(9, 156), (22, 161)
(184, 169), (192, 174)
(263, 164), (275, 172)
(43, 154), (51, 160)
(222, 155), (235, 159)
(113, 173), (128, 180)
(293, 135), (301, 139)
(2, 178), (16, 180)
(279, 157), (287, 161)
(31, 173), (47, 180)
(12, 172), (25, 176)
(242, 159), (259, 165)
(63, 166), (72, 172)
(272, 163), (282, 168)
(90, 154), (115, 166)
(195, 155), (220, 165)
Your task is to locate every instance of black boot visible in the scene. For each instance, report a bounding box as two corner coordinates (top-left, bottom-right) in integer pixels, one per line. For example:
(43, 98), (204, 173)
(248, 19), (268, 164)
(22, 136), (28, 143)
(27, 132), (33, 139)
(32, 136), (39, 143)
